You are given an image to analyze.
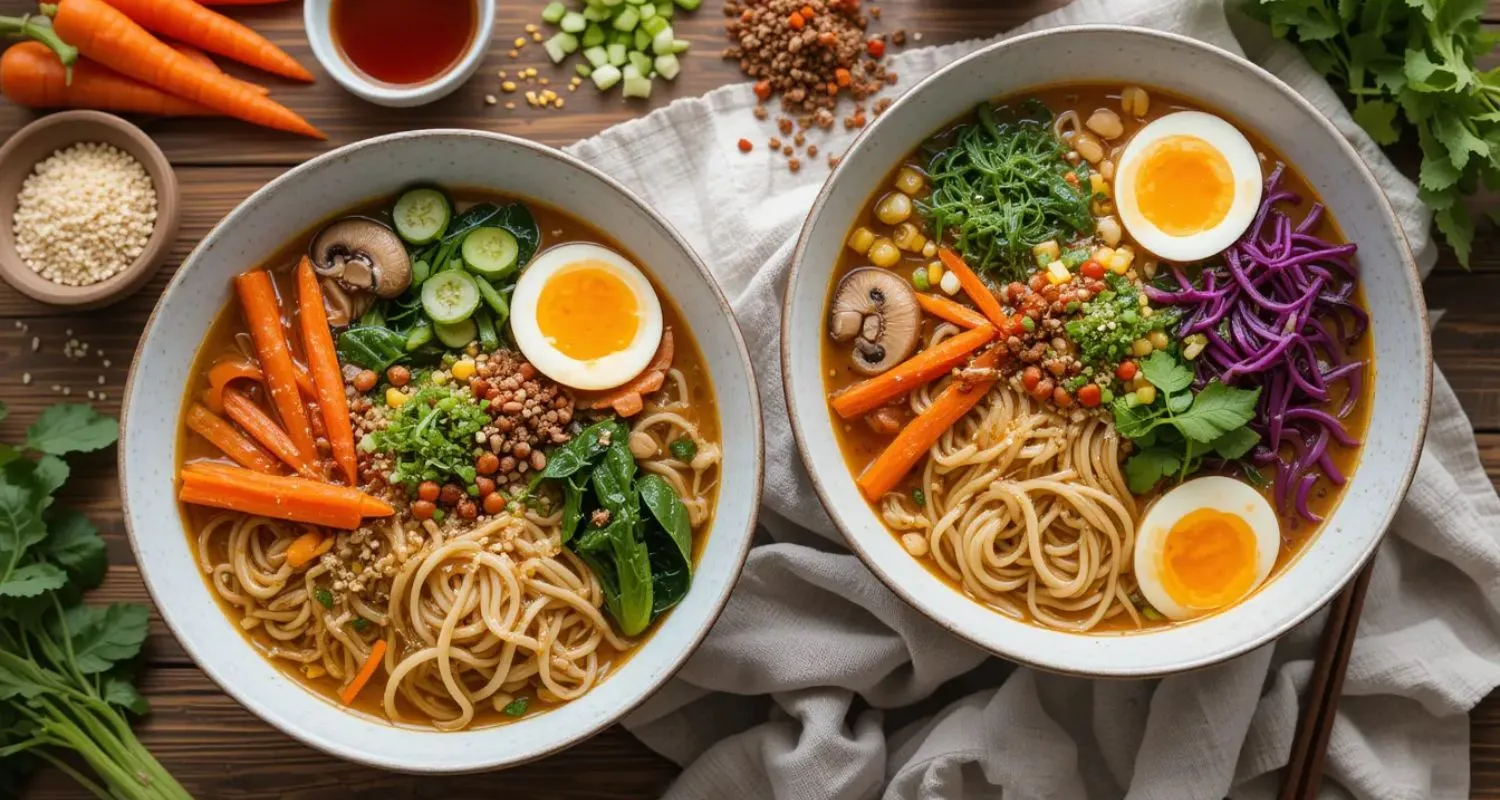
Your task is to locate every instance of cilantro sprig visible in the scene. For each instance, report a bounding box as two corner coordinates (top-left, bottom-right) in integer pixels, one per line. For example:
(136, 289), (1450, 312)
(1112, 352), (1262, 492)
(0, 402), (188, 800)
(1248, 0), (1497, 264)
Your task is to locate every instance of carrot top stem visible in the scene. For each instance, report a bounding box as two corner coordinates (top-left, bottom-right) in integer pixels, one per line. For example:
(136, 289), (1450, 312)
(2, 13), (78, 70)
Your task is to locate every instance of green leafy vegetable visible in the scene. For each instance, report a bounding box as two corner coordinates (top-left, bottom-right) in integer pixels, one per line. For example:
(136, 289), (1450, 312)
(0, 405), (189, 799)
(667, 437), (697, 462)
(502, 697), (529, 716)
(1110, 351), (1261, 492)
(1247, 0), (1496, 264)
(920, 100), (1094, 280)
(336, 325), (410, 373)
(441, 202), (541, 268)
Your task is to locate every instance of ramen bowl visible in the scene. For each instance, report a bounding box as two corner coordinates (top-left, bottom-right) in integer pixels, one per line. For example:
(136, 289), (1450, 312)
(121, 130), (761, 771)
(783, 26), (1429, 677)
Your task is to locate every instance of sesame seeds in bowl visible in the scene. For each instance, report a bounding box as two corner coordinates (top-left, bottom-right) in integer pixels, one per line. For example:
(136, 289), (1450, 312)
(0, 111), (179, 309)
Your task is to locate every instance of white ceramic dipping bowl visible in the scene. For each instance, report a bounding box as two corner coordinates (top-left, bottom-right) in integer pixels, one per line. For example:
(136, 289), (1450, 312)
(303, 0), (495, 107)
(783, 26), (1431, 677)
(121, 131), (762, 772)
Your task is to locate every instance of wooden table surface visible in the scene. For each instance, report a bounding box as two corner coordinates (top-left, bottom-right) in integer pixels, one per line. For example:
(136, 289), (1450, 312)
(3, 0), (1499, 796)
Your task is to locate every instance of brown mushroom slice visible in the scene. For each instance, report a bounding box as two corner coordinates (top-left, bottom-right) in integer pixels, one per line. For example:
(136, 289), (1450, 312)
(320, 278), (373, 327)
(309, 217), (413, 301)
(828, 267), (922, 375)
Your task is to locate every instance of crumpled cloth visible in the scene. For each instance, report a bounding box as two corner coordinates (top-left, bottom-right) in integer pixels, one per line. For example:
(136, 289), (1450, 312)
(562, 0), (1500, 796)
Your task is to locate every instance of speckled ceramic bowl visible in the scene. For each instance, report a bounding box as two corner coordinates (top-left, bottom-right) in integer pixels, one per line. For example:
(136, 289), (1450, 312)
(120, 131), (762, 771)
(783, 26), (1430, 677)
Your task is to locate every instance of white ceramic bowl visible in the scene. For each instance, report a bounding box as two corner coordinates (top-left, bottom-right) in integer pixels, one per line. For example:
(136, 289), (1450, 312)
(121, 131), (762, 771)
(783, 26), (1431, 677)
(303, 0), (495, 107)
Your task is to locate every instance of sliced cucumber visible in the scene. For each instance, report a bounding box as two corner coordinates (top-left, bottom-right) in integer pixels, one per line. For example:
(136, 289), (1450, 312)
(405, 319), (433, 351)
(462, 227), (519, 278)
(434, 318), (478, 349)
(421, 270), (480, 324)
(392, 188), (451, 245)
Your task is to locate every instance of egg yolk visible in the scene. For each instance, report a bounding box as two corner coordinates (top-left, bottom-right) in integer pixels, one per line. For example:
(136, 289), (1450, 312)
(535, 262), (640, 361)
(1132, 135), (1234, 237)
(1158, 508), (1259, 613)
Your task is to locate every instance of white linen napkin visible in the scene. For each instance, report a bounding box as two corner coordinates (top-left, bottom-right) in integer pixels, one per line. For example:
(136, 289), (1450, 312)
(561, 0), (1500, 797)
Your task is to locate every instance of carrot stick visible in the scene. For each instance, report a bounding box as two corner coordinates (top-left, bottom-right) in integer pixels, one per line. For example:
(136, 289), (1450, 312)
(284, 528), (332, 569)
(295, 257), (358, 486)
(830, 324), (997, 419)
(45, 0), (324, 138)
(97, 0), (312, 81)
(339, 640), (387, 706)
(938, 248), (1008, 329)
(915, 292), (990, 330)
(202, 356), (316, 413)
(221, 387), (320, 479)
(198, 0), (290, 4)
(586, 328), (674, 414)
(169, 40), (269, 95)
(235, 269), (320, 469)
(185, 402), (280, 473)
(856, 349), (1001, 501)
(180, 462), (393, 528)
(0, 41), (217, 115)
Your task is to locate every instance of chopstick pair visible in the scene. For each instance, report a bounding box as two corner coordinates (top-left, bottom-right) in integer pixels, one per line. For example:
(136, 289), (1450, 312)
(1279, 557), (1376, 800)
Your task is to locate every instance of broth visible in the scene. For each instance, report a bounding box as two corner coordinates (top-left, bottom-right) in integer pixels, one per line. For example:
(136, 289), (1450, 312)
(331, 0), (476, 86)
(822, 84), (1374, 633)
(179, 192), (720, 727)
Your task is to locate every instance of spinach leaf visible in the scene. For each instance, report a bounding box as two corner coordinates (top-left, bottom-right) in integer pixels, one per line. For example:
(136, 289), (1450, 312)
(638, 475), (692, 567)
(24, 405), (117, 456)
(533, 419), (626, 484)
(442, 202), (503, 243)
(491, 203), (541, 268)
(336, 326), (409, 373)
(575, 519), (653, 636)
(559, 474), (588, 544)
(645, 523), (690, 619)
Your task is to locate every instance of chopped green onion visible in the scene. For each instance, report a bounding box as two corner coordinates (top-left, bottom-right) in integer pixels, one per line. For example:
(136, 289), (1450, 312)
(1021, 316), (1035, 332)
(351, 618), (370, 632)
(911, 488), (926, 507)
(503, 698), (530, 716)
(669, 437), (697, 461)
(314, 588), (334, 609)
(540, 1), (567, 23)
(627, 50), (652, 75)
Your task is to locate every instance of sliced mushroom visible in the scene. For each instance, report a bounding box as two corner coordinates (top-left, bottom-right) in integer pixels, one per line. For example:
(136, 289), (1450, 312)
(828, 267), (921, 375)
(309, 217), (412, 304)
(319, 279), (373, 327)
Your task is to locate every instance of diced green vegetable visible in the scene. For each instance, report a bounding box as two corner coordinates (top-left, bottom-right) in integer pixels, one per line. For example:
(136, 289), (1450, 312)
(405, 319), (433, 351)
(391, 187), (450, 245)
(627, 50), (652, 75)
(656, 1), (674, 18)
(582, 4), (609, 21)
(474, 306), (499, 351)
(576, 63), (594, 77)
(638, 2), (656, 20)
(544, 32), (579, 63)
(622, 72), (652, 99)
(651, 26), (674, 54)
(632, 27), (651, 51)
(670, 38), (689, 54)
(583, 45), (609, 67)
(606, 43), (627, 66)
(592, 63), (623, 90)
(642, 14), (669, 36)
(420, 270), (481, 324)
(461, 227), (519, 278)
(582, 21), (606, 47)
(612, 5), (639, 30)
(434, 317), (478, 349)
(540, 1), (566, 23)
(474, 276), (511, 327)
(560, 10), (587, 32)
(654, 53), (680, 80)
(675, 0), (700, 9)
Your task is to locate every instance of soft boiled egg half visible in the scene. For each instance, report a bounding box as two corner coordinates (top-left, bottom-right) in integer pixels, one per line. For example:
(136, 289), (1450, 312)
(1113, 111), (1264, 263)
(511, 243), (663, 391)
(1133, 476), (1280, 621)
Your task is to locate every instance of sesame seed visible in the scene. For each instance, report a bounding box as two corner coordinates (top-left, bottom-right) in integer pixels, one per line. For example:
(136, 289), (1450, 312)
(61, 387), (71, 396)
(30, 337), (39, 352)
(97, 375), (105, 385)
(485, 95), (497, 105)
(21, 373), (31, 385)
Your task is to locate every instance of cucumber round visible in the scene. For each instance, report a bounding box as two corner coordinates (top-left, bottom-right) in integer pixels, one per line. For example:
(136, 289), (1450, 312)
(461, 227), (519, 277)
(420, 270), (480, 324)
(393, 188), (451, 245)
(434, 318), (478, 349)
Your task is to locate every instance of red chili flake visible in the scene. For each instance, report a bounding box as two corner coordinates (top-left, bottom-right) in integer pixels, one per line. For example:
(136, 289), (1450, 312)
(867, 38), (885, 58)
(738, 138), (753, 153)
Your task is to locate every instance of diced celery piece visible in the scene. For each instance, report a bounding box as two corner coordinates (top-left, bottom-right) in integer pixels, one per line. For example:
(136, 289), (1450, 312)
(612, 5), (639, 30)
(670, 38), (690, 54)
(582, 22), (606, 46)
(627, 50), (652, 75)
(576, 63), (594, 77)
(633, 27), (651, 51)
(544, 32), (578, 63)
(639, 2), (656, 20)
(582, 45), (609, 67)
(642, 15), (669, 36)
(651, 26), (674, 54)
(560, 11), (587, 32)
(654, 53), (680, 80)
(624, 0), (647, 5)
(591, 63), (623, 91)
(622, 72), (652, 99)
(582, 5), (609, 21)
(606, 43), (628, 66)
(674, 0), (700, 9)
(656, 1), (675, 18)
(609, 29), (632, 47)
(540, 1), (567, 23)
(602, 0), (624, 6)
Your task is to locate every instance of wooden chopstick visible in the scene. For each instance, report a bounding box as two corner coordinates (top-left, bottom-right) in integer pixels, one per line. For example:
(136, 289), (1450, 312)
(1279, 557), (1376, 800)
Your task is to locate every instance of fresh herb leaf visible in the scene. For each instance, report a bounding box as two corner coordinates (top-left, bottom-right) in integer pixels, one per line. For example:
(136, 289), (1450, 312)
(24, 405), (118, 456)
(1138, 350), (1194, 394)
(314, 588), (334, 609)
(1124, 447), (1182, 494)
(336, 326), (410, 373)
(1210, 426), (1261, 460)
(668, 437), (697, 462)
(39, 510), (107, 591)
(0, 563), (67, 599)
(102, 675), (149, 716)
(1170, 381), (1261, 443)
(58, 604), (149, 674)
(502, 697), (529, 716)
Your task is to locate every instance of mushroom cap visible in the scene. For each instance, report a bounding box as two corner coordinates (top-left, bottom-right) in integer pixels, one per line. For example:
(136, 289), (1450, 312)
(309, 217), (412, 300)
(320, 279), (373, 327)
(828, 267), (922, 375)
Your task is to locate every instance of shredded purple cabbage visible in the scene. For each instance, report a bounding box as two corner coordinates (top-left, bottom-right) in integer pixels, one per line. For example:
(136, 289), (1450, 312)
(1143, 165), (1367, 524)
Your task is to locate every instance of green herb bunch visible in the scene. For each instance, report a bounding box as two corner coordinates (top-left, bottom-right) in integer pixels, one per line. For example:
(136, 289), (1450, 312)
(0, 403), (190, 800)
(368, 384), (491, 490)
(1111, 352), (1263, 492)
(1247, 0), (1497, 264)
(920, 101), (1095, 280)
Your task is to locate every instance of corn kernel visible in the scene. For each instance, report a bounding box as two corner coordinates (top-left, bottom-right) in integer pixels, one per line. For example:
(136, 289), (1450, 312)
(1147, 330), (1169, 350)
(927, 261), (943, 286)
(1135, 385), (1157, 405)
(940, 270), (962, 296)
(921, 241), (937, 258)
(1090, 173), (1109, 198)
(1108, 248), (1133, 274)
(1092, 246), (1115, 265)
(386, 387), (408, 408)
(1032, 239), (1060, 264)
(847, 227), (876, 255)
(452, 359), (477, 380)
(305, 665), (326, 679)
(1131, 338), (1154, 357)
(1046, 260), (1070, 285)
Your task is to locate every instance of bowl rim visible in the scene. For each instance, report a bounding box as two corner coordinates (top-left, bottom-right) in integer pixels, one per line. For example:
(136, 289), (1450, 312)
(119, 128), (763, 770)
(781, 24), (1432, 678)
(0, 110), (179, 309)
(302, 0), (497, 107)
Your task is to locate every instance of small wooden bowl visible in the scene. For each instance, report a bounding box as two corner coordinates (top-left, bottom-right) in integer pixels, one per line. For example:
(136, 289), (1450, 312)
(0, 111), (179, 309)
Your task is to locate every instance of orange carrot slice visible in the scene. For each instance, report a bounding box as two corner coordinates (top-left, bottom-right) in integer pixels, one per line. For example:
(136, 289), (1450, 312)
(295, 257), (358, 486)
(915, 293), (990, 330)
(185, 402), (280, 473)
(339, 640), (387, 706)
(938, 248), (1007, 329)
(221, 387), (320, 479)
(235, 270), (320, 469)
(830, 324), (996, 419)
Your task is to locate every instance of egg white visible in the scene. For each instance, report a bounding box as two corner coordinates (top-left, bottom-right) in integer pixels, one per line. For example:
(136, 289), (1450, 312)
(1133, 476), (1279, 621)
(510, 243), (664, 391)
(1113, 111), (1264, 263)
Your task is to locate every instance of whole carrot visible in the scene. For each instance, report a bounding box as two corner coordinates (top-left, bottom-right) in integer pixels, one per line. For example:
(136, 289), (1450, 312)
(97, 0), (312, 81)
(169, 40), (269, 95)
(45, 0), (324, 138)
(1, 41), (216, 115)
